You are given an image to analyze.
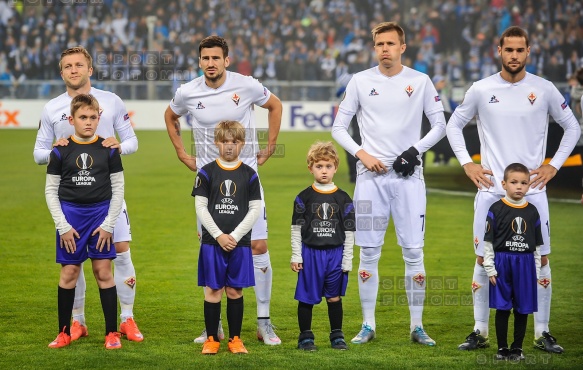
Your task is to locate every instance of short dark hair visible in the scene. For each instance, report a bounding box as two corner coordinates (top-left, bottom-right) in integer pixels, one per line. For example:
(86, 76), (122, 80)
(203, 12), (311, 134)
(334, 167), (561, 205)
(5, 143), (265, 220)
(371, 22), (405, 45)
(503, 163), (529, 181)
(499, 26), (529, 48)
(199, 35), (229, 58)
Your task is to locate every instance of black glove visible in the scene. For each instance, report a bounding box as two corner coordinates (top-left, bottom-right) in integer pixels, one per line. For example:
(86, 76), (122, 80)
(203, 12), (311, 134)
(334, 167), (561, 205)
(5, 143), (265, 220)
(393, 146), (420, 177)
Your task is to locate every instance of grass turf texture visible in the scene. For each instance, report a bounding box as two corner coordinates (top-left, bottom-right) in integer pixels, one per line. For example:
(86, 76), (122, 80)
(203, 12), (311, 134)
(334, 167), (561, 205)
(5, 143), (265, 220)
(0, 130), (581, 369)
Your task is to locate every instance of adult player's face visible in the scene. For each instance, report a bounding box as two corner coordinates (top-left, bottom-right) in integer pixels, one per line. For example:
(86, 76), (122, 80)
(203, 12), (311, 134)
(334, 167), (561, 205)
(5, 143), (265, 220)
(68, 106), (100, 139)
(498, 36), (530, 76)
(502, 171), (530, 201)
(60, 53), (93, 91)
(199, 47), (230, 84)
(216, 135), (243, 162)
(374, 31), (406, 73)
(309, 159), (337, 185)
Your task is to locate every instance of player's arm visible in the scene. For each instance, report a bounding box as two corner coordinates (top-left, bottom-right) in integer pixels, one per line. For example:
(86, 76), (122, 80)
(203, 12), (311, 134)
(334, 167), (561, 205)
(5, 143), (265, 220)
(93, 171), (124, 252)
(34, 108), (57, 165)
(195, 195), (236, 251)
(257, 93), (282, 165)
(45, 173), (79, 253)
(291, 196), (304, 272)
(482, 240), (497, 285)
(342, 231), (354, 272)
(230, 200), (261, 242)
(164, 105), (197, 171)
(105, 96), (138, 155)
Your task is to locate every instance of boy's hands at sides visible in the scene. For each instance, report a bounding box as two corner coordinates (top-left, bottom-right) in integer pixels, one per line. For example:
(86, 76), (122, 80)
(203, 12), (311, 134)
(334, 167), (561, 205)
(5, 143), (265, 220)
(489, 275), (497, 286)
(60, 228), (80, 253)
(217, 234), (237, 252)
(92, 227), (113, 252)
(291, 262), (302, 272)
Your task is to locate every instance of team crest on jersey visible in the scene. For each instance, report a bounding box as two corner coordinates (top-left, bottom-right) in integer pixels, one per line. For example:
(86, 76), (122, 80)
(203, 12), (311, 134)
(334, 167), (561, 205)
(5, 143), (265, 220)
(527, 92), (536, 105)
(538, 277), (550, 288)
(220, 179), (237, 197)
(359, 269), (372, 282)
(474, 236), (479, 250)
(60, 113), (68, 121)
(76, 153), (94, 170)
(369, 88), (379, 96)
(74, 153), (96, 185)
(511, 217), (527, 234)
(123, 112), (130, 120)
(434, 95), (441, 102)
(471, 281), (481, 293)
(232, 93), (240, 106)
(489, 95), (499, 103)
(405, 85), (414, 97)
(196, 101), (205, 109)
(561, 100), (568, 110)
(316, 203), (334, 220)
(125, 276), (136, 289)
(412, 273), (425, 287)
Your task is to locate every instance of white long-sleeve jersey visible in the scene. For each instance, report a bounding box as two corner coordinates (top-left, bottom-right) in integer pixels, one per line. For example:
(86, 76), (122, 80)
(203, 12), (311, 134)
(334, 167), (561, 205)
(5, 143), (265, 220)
(33, 87), (138, 165)
(446, 72), (581, 195)
(332, 66), (446, 174)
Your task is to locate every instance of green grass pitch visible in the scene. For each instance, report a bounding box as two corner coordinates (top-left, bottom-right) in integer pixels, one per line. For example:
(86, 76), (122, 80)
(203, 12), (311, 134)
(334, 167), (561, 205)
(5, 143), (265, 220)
(0, 130), (581, 369)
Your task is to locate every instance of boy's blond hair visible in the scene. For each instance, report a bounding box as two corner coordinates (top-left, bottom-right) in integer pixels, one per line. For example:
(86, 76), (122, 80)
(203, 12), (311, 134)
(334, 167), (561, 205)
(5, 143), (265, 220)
(70, 94), (99, 118)
(59, 46), (93, 71)
(307, 141), (339, 168)
(214, 120), (246, 143)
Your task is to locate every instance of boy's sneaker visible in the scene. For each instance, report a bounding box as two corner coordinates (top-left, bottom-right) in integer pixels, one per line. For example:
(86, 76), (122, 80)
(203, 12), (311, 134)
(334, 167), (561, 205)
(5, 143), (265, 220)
(411, 326), (436, 346)
(120, 318), (144, 342)
(48, 329), (71, 348)
(496, 347), (510, 360)
(201, 336), (220, 355)
(105, 332), (122, 350)
(228, 336), (248, 354)
(257, 319), (281, 345)
(458, 329), (489, 350)
(534, 331), (564, 353)
(351, 324), (375, 344)
(330, 330), (348, 350)
(70, 320), (88, 341)
(509, 347), (525, 361)
(297, 330), (317, 351)
(193, 321), (225, 343)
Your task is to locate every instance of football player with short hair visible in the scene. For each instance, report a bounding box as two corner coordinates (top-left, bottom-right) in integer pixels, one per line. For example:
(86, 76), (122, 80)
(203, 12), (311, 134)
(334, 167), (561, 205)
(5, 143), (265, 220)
(446, 26), (580, 353)
(332, 21), (446, 346)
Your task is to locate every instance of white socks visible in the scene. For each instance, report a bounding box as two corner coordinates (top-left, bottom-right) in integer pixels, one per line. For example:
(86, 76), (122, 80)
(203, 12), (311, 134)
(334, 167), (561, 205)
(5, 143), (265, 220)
(534, 262), (552, 338)
(253, 252), (272, 318)
(114, 249), (136, 322)
(358, 247), (381, 330)
(72, 264), (86, 325)
(403, 248), (426, 332)
(472, 261), (490, 337)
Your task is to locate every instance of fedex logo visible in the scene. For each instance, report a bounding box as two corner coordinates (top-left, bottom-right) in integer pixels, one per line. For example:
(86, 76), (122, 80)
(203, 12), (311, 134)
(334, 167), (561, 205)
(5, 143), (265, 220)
(0, 102), (20, 127)
(290, 105), (337, 129)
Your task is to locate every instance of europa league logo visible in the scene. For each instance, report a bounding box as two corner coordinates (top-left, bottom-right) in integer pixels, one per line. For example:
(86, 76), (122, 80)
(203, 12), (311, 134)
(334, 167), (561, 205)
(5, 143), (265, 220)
(511, 217), (527, 235)
(76, 153), (93, 170)
(221, 179), (236, 197)
(318, 203), (333, 220)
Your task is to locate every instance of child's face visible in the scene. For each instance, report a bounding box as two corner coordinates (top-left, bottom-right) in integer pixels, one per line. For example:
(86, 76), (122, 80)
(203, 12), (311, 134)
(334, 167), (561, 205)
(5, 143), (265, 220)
(68, 106), (99, 138)
(309, 159), (337, 184)
(216, 134), (243, 162)
(502, 171), (530, 201)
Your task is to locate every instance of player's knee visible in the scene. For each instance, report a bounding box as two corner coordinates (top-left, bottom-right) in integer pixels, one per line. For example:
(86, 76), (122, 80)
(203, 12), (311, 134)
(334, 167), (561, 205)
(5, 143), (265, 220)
(251, 239), (267, 255)
(59, 264), (81, 288)
(360, 247), (381, 263)
(225, 287), (243, 299)
(114, 241), (130, 253)
(326, 296), (340, 303)
(92, 265), (114, 288)
(402, 247), (423, 265)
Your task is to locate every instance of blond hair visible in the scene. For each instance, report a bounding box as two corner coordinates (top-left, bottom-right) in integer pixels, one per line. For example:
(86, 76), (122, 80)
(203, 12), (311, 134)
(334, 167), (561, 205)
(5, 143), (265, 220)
(59, 46), (93, 71)
(70, 94), (99, 117)
(371, 22), (406, 45)
(214, 120), (246, 143)
(307, 141), (339, 168)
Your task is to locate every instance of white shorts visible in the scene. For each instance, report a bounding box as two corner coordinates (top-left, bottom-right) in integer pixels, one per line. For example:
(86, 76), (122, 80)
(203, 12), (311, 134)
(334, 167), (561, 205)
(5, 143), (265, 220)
(112, 200), (132, 243)
(354, 169), (426, 248)
(473, 191), (550, 257)
(196, 183), (268, 242)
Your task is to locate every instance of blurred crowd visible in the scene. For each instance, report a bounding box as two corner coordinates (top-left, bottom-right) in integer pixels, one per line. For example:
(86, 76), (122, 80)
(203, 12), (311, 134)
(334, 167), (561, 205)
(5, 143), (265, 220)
(0, 0), (582, 99)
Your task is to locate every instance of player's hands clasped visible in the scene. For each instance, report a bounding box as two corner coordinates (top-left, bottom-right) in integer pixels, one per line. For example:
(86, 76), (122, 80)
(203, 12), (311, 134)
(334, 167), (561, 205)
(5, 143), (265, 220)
(463, 162), (494, 189)
(290, 262), (303, 272)
(530, 164), (557, 190)
(357, 150), (388, 174)
(60, 227), (80, 253)
(393, 146), (420, 177)
(92, 227), (113, 252)
(217, 234), (237, 252)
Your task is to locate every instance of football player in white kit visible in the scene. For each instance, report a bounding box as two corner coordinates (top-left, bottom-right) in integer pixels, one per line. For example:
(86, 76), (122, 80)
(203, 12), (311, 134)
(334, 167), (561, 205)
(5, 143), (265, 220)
(164, 36), (283, 345)
(446, 26), (580, 353)
(33, 47), (143, 342)
(332, 22), (446, 346)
